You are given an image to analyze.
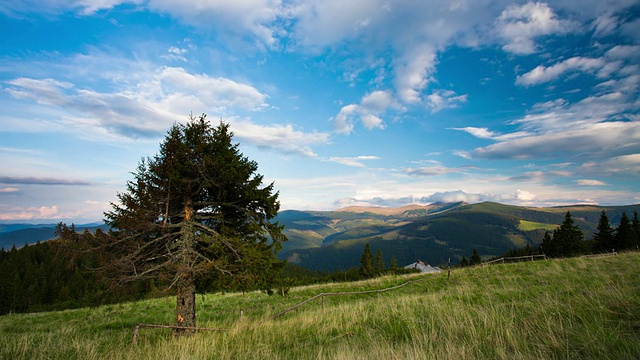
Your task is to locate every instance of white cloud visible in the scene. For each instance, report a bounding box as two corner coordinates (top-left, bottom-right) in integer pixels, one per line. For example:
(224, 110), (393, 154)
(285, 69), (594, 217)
(425, 89), (467, 113)
(332, 90), (396, 134)
(163, 46), (188, 62)
(360, 90), (393, 112)
(0, 205), (63, 220)
(393, 46), (438, 104)
(148, 0), (284, 48)
(474, 121), (640, 160)
(159, 67), (269, 111)
(422, 190), (487, 204)
(606, 45), (640, 60)
(514, 189), (536, 201)
(592, 13), (619, 37)
(404, 165), (478, 177)
(496, 2), (577, 55)
(0, 187), (20, 193)
(333, 104), (358, 134)
(232, 120), (330, 158)
(454, 127), (497, 139)
(516, 57), (606, 86)
(4, 67), (270, 140)
(453, 127), (530, 141)
(598, 154), (640, 174)
(326, 155), (380, 167)
(577, 179), (607, 186)
(0, 0), (135, 16)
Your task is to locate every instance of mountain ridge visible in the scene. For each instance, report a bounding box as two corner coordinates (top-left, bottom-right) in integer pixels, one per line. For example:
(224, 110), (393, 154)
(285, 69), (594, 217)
(2, 202), (639, 271)
(278, 201), (640, 271)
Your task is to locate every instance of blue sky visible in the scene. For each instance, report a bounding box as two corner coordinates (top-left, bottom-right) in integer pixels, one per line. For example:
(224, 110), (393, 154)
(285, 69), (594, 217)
(1, 0), (639, 223)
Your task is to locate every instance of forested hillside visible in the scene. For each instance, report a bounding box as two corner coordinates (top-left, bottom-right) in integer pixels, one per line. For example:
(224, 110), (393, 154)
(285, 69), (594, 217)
(279, 202), (640, 271)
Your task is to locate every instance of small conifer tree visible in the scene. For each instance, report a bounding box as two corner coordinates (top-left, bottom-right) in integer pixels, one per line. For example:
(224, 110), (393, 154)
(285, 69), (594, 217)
(615, 212), (637, 251)
(388, 256), (398, 273)
(359, 243), (375, 278)
(551, 211), (586, 257)
(469, 248), (481, 266)
(375, 248), (385, 274)
(593, 210), (615, 253)
(460, 256), (468, 267)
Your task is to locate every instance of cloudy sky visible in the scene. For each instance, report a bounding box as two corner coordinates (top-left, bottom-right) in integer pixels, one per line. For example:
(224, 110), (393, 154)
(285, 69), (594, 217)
(1, 0), (639, 223)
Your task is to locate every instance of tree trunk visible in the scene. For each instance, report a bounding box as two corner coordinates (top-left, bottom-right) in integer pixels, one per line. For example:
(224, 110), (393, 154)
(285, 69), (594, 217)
(174, 271), (196, 335)
(174, 202), (197, 336)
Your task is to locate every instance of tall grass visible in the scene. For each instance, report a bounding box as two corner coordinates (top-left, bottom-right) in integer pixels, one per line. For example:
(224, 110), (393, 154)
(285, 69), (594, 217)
(2, 252), (639, 359)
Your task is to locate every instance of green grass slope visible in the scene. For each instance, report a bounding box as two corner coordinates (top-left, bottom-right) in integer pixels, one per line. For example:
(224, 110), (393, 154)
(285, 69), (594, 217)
(2, 252), (639, 359)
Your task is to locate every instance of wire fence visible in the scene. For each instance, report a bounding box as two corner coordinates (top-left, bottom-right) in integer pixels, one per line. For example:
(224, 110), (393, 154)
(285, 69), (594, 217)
(131, 273), (435, 345)
(132, 249), (623, 345)
(483, 254), (548, 265)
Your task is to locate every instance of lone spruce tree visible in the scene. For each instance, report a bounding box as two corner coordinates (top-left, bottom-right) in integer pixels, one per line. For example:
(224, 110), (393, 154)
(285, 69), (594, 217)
(375, 248), (385, 274)
(593, 210), (615, 253)
(633, 211), (640, 248)
(103, 115), (286, 333)
(552, 211), (585, 257)
(469, 248), (482, 266)
(359, 243), (375, 278)
(615, 212), (637, 251)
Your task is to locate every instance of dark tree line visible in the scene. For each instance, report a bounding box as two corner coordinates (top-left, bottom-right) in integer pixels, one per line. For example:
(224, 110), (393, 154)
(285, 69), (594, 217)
(538, 210), (639, 258)
(358, 243), (415, 278)
(462, 210), (640, 266)
(0, 231), (157, 315)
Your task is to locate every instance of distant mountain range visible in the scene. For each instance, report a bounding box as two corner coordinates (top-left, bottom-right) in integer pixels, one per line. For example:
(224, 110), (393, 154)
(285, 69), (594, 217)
(276, 202), (640, 271)
(3, 202), (639, 271)
(0, 222), (107, 251)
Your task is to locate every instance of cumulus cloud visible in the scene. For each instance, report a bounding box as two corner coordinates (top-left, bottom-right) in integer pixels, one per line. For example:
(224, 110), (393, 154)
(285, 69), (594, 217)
(232, 120), (330, 158)
(592, 13), (620, 37)
(146, 0), (284, 48)
(0, 205), (63, 220)
(4, 67), (269, 139)
(333, 90), (396, 134)
(496, 2), (577, 55)
(421, 190), (486, 204)
(514, 189), (536, 201)
(425, 89), (467, 113)
(516, 57), (606, 86)
(606, 45), (640, 60)
(474, 121), (640, 160)
(393, 46), (438, 104)
(3, 65), (334, 157)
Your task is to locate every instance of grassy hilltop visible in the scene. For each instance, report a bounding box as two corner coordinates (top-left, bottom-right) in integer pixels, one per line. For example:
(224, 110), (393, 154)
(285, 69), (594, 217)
(2, 252), (639, 359)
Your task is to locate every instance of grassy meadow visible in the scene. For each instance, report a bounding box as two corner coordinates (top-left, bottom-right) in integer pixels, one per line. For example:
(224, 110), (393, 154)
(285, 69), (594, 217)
(2, 252), (639, 359)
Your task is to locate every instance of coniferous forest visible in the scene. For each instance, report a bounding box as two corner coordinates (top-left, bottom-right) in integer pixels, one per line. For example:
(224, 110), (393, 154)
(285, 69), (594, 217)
(0, 224), (416, 315)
